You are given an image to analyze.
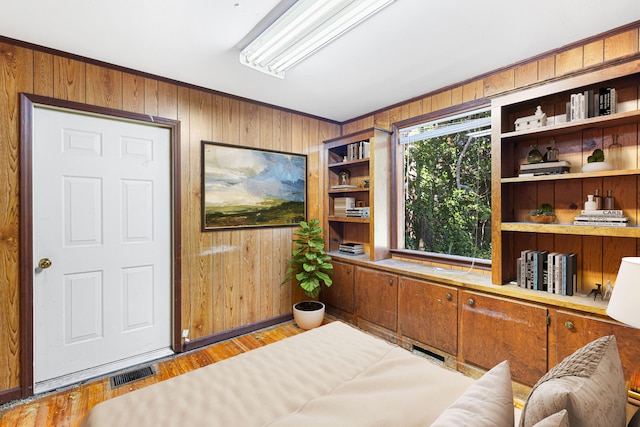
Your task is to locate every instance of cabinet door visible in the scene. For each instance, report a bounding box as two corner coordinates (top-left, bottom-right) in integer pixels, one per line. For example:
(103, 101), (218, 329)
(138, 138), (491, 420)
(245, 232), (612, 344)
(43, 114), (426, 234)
(355, 267), (397, 331)
(551, 310), (640, 382)
(459, 291), (547, 386)
(320, 260), (354, 314)
(398, 277), (457, 355)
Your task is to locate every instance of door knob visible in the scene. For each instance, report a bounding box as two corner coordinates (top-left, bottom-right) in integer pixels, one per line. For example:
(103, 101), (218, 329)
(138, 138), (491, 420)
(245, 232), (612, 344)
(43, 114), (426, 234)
(38, 258), (52, 269)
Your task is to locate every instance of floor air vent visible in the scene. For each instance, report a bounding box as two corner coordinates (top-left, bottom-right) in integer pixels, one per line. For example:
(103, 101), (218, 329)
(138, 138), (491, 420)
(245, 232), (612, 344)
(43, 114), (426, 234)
(110, 365), (156, 388)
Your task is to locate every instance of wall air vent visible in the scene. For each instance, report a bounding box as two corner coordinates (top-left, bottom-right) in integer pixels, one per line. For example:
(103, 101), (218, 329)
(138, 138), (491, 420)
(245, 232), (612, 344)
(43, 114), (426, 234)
(109, 365), (156, 388)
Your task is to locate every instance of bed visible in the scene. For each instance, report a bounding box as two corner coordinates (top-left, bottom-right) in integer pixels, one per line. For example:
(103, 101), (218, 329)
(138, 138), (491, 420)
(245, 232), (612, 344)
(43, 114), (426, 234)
(81, 320), (630, 427)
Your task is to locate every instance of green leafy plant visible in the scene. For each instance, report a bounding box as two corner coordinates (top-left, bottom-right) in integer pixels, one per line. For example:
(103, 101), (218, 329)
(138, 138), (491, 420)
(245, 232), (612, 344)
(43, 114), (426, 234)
(530, 203), (554, 216)
(282, 219), (333, 298)
(587, 148), (605, 163)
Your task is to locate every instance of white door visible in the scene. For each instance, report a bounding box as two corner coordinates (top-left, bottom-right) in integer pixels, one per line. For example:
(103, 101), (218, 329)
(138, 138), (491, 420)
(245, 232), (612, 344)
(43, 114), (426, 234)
(33, 107), (173, 392)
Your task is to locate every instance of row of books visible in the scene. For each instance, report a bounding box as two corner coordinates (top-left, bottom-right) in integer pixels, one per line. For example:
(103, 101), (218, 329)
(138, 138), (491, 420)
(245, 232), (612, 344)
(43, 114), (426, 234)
(345, 207), (370, 218)
(345, 139), (370, 161)
(339, 242), (364, 255)
(517, 250), (577, 296)
(567, 87), (617, 121)
(573, 209), (628, 227)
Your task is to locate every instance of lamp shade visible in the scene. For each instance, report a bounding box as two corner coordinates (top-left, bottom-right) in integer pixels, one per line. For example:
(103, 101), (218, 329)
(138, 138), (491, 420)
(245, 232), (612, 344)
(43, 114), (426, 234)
(607, 257), (640, 329)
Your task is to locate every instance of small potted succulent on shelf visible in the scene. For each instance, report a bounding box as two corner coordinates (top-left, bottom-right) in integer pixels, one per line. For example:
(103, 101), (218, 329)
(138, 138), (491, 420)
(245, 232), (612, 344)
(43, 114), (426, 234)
(530, 203), (556, 224)
(282, 219), (333, 330)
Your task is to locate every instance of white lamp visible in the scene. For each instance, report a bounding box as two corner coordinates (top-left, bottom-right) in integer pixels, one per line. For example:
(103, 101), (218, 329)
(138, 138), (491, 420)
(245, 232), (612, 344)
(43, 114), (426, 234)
(239, 0), (395, 79)
(607, 257), (640, 329)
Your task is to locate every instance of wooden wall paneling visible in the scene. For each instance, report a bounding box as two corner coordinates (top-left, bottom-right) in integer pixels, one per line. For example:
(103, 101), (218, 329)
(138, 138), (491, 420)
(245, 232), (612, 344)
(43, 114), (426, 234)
(483, 69), (514, 97)
(143, 77), (159, 115)
(583, 40), (605, 68)
(604, 28), (639, 61)
(451, 86), (463, 106)
(515, 62), (538, 88)
(239, 100), (260, 325)
(278, 111), (293, 313)
(0, 42), (33, 392)
(431, 90), (452, 112)
(85, 64), (122, 109)
(462, 79), (485, 103)
(33, 51), (53, 97)
(209, 94), (226, 333)
(122, 72), (145, 114)
(189, 89), (214, 338)
(177, 85), (192, 344)
(537, 56), (556, 81)
(258, 106), (275, 320)
(221, 97), (242, 329)
(53, 56), (85, 102)
(580, 235), (603, 293)
(555, 46), (584, 76)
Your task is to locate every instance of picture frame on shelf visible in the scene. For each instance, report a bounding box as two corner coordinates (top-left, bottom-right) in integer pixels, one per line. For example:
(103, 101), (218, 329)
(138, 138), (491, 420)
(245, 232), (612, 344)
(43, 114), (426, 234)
(201, 141), (307, 230)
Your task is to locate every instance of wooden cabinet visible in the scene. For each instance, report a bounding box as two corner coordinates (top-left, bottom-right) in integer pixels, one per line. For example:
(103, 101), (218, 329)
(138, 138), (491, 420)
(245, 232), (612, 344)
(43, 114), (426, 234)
(398, 277), (457, 355)
(459, 290), (548, 386)
(321, 260), (354, 317)
(355, 267), (397, 331)
(550, 310), (640, 382)
(323, 128), (391, 261)
(491, 59), (640, 292)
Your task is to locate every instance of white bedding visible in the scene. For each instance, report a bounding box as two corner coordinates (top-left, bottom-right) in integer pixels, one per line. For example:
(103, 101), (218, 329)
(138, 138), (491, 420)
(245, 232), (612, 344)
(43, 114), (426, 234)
(81, 321), (477, 427)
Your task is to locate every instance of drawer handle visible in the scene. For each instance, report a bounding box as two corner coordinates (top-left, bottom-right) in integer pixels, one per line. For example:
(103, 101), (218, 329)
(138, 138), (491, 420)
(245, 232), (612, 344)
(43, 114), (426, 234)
(467, 298), (474, 306)
(445, 293), (452, 301)
(346, 268), (351, 274)
(388, 279), (393, 286)
(565, 321), (574, 329)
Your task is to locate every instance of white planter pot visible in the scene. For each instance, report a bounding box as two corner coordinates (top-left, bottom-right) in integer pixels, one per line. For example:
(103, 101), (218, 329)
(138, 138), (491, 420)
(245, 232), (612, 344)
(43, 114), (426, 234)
(293, 301), (325, 330)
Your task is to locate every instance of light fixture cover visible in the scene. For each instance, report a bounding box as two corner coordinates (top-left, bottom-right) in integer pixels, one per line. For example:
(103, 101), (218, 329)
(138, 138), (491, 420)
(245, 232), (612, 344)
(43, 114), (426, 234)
(240, 0), (395, 78)
(607, 256), (640, 328)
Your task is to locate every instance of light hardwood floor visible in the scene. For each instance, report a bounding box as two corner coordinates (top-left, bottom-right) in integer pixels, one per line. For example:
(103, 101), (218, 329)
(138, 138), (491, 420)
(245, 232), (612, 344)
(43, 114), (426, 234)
(0, 321), (305, 427)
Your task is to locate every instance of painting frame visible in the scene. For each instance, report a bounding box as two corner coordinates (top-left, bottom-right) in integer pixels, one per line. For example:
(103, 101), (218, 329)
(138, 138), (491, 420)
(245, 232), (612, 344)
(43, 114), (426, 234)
(201, 141), (307, 231)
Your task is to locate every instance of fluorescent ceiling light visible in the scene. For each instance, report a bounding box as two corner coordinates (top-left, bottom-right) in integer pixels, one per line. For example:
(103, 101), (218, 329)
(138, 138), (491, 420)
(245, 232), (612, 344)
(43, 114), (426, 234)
(240, 0), (395, 79)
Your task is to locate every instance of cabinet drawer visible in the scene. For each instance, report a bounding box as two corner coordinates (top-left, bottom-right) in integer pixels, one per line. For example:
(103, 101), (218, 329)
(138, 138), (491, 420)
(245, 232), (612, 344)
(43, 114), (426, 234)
(355, 267), (397, 331)
(321, 260), (354, 314)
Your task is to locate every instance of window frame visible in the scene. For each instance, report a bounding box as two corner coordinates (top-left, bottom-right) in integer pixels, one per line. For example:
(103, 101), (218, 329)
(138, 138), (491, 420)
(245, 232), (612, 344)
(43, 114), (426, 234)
(390, 99), (492, 270)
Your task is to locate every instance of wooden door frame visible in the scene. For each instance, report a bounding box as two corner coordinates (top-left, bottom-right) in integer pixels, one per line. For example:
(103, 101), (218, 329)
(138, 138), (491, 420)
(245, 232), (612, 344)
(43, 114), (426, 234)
(19, 93), (182, 398)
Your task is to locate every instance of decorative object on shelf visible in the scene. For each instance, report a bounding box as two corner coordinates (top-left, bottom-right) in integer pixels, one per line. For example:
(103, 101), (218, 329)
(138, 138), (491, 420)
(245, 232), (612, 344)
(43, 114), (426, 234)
(363, 179), (370, 188)
(604, 190), (615, 210)
(582, 148), (612, 172)
(281, 219), (333, 330)
(584, 195), (597, 211)
(338, 169), (350, 186)
(201, 141), (307, 230)
(603, 280), (613, 300)
(607, 257), (640, 329)
(593, 189), (603, 210)
(608, 134), (622, 170)
(514, 105), (547, 131)
(588, 283), (603, 300)
(530, 203), (555, 223)
(544, 139), (559, 162)
(519, 160), (570, 177)
(526, 144), (544, 164)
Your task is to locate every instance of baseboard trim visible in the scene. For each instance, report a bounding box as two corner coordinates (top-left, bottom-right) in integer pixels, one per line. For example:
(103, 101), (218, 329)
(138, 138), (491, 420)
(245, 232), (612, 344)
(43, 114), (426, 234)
(0, 387), (22, 406)
(182, 314), (294, 352)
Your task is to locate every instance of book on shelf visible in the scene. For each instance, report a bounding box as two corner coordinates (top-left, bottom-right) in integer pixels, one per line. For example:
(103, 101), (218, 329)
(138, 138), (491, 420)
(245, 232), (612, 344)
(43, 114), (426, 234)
(331, 184), (357, 190)
(345, 139), (370, 161)
(517, 251), (576, 296)
(345, 207), (370, 218)
(339, 242), (365, 255)
(580, 209), (623, 216)
(334, 197), (355, 217)
(519, 160), (571, 177)
(573, 220), (628, 227)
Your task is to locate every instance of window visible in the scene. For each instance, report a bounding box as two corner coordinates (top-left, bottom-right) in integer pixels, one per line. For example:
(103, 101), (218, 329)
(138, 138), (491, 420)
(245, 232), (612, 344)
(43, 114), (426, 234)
(397, 107), (491, 261)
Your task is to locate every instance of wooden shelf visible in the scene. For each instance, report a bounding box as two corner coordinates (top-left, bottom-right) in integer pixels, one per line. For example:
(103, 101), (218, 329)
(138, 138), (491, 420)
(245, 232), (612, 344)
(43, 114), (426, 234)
(501, 222), (640, 238)
(501, 168), (640, 183)
(328, 188), (370, 194)
(328, 216), (370, 224)
(328, 158), (369, 169)
(501, 110), (640, 142)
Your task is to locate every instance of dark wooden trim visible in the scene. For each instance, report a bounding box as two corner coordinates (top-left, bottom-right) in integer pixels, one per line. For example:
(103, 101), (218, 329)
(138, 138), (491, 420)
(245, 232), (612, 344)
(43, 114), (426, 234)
(323, 126), (392, 144)
(0, 387), (22, 406)
(19, 93), (183, 398)
(344, 20), (640, 125)
(0, 35), (341, 127)
(182, 314), (294, 352)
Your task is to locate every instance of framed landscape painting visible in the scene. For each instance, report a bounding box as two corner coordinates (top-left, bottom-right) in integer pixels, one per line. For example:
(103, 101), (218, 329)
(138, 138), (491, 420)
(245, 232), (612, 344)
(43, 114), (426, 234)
(201, 141), (307, 230)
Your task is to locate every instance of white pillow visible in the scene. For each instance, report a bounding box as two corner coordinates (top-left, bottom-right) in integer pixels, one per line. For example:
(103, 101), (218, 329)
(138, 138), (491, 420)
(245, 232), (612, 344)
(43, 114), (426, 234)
(431, 360), (514, 427)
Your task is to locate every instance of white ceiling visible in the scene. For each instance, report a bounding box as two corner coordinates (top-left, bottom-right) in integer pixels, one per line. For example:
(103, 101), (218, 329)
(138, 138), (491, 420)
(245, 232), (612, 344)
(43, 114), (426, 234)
(2, 0), (640, 122)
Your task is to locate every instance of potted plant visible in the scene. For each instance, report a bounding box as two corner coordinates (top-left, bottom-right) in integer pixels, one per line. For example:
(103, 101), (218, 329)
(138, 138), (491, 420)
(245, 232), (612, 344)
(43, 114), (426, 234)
(282, 218), (333, 329)
(530, 203), (556, 224)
